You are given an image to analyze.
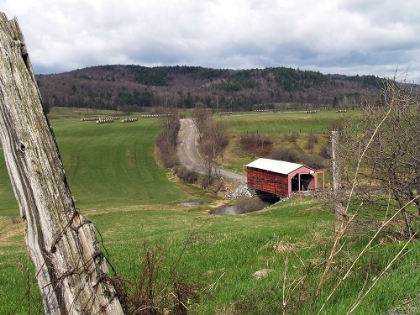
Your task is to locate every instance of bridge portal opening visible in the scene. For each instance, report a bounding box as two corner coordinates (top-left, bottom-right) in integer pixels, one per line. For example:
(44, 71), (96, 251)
(291, 173), (315, 193)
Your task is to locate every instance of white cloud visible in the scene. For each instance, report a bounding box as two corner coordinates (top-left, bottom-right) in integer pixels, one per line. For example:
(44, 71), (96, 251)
(1, 0), (419, 80)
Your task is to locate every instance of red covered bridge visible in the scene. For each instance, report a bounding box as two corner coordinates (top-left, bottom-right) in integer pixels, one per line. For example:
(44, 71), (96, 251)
(246, 158), (322, 197)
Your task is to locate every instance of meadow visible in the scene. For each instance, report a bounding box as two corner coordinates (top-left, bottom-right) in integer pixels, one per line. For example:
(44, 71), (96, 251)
(0, 108), (419, 314)
(214, 109), (356, 176)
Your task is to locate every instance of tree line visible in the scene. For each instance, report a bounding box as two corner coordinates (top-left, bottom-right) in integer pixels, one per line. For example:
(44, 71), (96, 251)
(36, 65), (386, 113)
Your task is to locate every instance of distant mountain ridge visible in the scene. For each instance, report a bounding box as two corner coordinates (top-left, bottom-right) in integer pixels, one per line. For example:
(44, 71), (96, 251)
(35, 65), (386, 112)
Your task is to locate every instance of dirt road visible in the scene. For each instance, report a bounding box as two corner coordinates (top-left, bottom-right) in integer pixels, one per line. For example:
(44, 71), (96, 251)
(177, 118), (245, 182)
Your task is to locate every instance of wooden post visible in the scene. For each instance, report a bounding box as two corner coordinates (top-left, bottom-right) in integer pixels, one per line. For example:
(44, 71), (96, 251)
(331, 131), (345, 233)
(298, 173), (301, 194)
(0, 13), (124, 315)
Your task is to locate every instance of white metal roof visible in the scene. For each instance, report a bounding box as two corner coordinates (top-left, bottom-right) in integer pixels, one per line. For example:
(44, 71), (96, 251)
(246, 158), (303, 175)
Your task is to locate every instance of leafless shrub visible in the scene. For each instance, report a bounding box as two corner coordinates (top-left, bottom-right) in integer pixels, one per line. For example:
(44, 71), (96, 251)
(240, 134), (273, 156)
(339, 75), (420, 237)
(309, 73), (420, 314)
(305, 132), (319, 151)
(112, 242), (204, 315)
(319, 144), (331, 159)
(191, 102), (212, 141)
(283, 131), (299, 143)
(174, 166), (198, 184)
(211, 178), (225, 194)
(201, 176), (214, 190)
(301, 154), (325, 169)
(155, 116), (180, 169)
(269, 146), (299, 163)
(198, 120), (229, 178)
(191, 103), (230, 178)
(327, 119), (346, 133)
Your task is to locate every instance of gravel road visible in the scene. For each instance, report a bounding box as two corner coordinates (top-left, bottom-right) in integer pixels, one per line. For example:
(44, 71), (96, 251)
(177, 118), (245, 182)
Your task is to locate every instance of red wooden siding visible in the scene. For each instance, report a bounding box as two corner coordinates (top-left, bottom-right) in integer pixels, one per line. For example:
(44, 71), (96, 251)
(247, 167), (289, 197)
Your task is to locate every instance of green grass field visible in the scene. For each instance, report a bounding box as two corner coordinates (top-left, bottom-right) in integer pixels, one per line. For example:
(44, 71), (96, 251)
(214, 109), (360, 176)
(0, 108), (206, 216)
(0, 108), (419, 314)
(218, 109), (356, 137)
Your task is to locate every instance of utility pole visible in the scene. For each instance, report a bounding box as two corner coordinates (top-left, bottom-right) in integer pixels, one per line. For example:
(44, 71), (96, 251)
(0, 13), (124, 314)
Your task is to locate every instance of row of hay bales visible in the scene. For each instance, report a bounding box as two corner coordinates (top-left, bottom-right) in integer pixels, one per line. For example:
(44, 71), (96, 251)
(80, 117), (100, 121)
(306, 110), (347, 114)
(80, 117), (138, 124)
(121, 118), (138, 123)
(140, 114), (173, 118)
(80, 113), (178, 125)
(253, 109), (348, 114)
(96, 117), (119, 124)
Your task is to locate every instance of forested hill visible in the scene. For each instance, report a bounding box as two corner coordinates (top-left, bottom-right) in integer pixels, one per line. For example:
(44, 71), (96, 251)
(35, 65), (386, 112)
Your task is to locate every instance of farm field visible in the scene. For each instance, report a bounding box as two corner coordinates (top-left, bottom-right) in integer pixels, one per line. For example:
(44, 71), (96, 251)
(0, 108), (356, 216)
(219, 109), (352, 137)
(0, 108), (206, 216)
(0, 108), (419, 314)
(215, 109), (360, 175)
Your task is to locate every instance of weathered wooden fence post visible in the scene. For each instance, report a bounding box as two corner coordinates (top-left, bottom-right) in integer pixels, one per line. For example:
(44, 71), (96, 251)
(0, 13), (124, 314)
(331, 130), (346, 233)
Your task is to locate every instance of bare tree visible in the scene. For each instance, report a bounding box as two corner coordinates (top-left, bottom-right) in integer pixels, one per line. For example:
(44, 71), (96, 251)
(198, 120), (229, 179)
(155, 107), (180, 169)
(0, 13), (124, 314)
(155, 106), (178, 130)
(341, 75), (420, 237)
(191, 102), (229, 179)
(191, 102), (211, 141)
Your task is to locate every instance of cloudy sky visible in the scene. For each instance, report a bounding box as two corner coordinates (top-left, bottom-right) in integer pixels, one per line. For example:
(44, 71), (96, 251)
(2, 0), (419, 80)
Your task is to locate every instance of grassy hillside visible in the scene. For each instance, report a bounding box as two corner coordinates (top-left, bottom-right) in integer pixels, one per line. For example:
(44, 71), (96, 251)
(0, 108), (419, 314)
(1, 197), (419, 314)
(0, 108), (205, 216)
(220, 109), (350, 136)
(0, 108), (354, 215)
(214, 109), (360, 175)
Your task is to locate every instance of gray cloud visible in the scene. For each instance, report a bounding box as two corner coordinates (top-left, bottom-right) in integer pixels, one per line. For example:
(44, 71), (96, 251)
(2, 0), (419, 80)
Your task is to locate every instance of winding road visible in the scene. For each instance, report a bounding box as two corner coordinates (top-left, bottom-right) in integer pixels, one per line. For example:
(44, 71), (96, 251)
(177, 118), (245, 182)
